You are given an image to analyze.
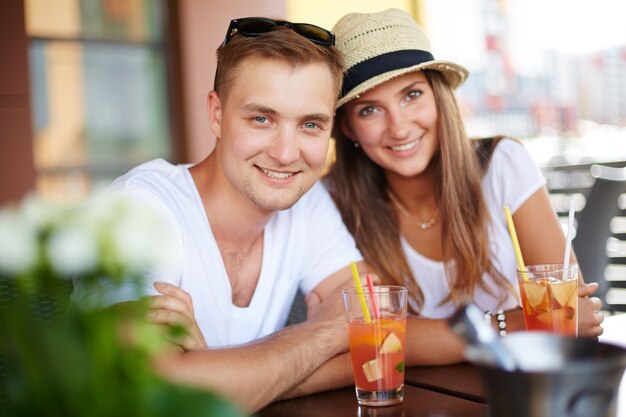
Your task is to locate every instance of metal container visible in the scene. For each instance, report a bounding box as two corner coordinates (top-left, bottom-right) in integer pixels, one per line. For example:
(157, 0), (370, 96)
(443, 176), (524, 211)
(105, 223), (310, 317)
(479, 332), (626, 417)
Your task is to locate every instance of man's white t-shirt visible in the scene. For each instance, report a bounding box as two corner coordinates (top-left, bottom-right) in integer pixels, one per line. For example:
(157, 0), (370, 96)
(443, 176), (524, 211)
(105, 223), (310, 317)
(403, 139), (546, 318)
(80, 159), (362, 347)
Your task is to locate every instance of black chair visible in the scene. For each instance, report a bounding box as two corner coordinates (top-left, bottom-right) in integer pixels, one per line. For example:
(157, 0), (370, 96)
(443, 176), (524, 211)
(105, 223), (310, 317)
(572, 164), (626, 313)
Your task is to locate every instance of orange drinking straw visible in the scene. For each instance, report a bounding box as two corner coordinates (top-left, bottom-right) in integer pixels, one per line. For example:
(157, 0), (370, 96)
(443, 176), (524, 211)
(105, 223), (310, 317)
(350, 262), (371, 323)
(504, 205), (527, 281)
(365, 274), (380, 321)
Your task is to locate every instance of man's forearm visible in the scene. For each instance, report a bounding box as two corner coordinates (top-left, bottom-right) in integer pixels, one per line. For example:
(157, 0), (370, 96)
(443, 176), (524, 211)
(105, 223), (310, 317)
(153, 319), (346, 412)
(279, 352), (354, 400)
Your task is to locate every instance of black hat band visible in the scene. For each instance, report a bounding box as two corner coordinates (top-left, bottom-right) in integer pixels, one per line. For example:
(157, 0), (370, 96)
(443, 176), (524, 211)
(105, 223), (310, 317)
(341, 49), (435, 98)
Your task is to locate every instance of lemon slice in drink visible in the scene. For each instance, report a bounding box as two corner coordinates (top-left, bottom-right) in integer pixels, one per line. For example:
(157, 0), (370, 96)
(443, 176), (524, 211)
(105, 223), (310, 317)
(380, 332), (402, 353)
(536, 311), (552, 326)
(550, 280), (577, 306)
(521, 280), (548, 309)
(362, 358), (383, 382)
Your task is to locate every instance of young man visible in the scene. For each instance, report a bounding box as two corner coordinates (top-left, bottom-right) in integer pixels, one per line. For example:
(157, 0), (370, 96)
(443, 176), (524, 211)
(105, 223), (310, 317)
(85, 18), (363, 412)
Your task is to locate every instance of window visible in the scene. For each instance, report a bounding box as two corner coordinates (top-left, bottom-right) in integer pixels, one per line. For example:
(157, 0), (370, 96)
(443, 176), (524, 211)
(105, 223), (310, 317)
(25, 0), (174, 199)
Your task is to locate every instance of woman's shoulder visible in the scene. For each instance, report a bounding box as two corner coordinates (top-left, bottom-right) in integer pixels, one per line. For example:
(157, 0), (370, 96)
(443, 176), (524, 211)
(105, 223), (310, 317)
(473, 136), (529, 172)
(491, 137), (535, 166)
(479, 136), (546, 210)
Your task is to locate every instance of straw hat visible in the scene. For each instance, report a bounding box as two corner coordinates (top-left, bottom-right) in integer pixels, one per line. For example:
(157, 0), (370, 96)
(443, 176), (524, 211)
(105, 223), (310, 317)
(333, 8), (469, 108)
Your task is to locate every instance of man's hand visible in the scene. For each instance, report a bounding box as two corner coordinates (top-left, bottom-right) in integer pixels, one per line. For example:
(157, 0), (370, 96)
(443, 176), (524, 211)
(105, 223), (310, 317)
(304, 282), (351, 356)
(577, 282), (604, 338)
(144, 282), (209, 351)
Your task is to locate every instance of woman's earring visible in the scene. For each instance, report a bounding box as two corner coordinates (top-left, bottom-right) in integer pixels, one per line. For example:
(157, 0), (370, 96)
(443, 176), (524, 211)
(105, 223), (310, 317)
(353, 141), (360, 148)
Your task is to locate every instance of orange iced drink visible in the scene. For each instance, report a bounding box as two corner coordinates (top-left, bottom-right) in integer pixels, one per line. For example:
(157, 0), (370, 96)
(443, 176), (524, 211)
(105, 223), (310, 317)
(347, 317), (406, 396)
(342, 285), (408, 406)
(517, 264), (578, 336)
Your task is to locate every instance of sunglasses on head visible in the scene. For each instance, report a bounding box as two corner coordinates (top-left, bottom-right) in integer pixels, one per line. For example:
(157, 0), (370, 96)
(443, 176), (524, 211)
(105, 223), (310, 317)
(221, 17), (335, 47)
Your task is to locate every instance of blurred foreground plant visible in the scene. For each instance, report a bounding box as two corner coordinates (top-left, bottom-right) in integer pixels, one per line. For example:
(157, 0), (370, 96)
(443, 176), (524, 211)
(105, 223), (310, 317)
(0, 193), (242, 417)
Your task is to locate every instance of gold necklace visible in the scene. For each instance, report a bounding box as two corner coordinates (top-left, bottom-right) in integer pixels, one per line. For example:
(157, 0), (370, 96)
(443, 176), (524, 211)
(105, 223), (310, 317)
(387, 191), (437, 230)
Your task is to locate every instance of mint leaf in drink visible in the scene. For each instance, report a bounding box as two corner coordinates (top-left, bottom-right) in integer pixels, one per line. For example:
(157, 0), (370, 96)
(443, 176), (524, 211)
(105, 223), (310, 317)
(395, 361), (405, 372)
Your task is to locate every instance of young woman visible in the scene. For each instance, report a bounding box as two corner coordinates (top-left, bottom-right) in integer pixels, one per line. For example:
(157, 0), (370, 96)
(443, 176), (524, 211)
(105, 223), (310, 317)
(325, 8), (604, 348)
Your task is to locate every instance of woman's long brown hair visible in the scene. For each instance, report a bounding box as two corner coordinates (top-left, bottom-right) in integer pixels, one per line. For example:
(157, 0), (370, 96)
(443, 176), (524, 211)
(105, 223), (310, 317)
(325, 70), (514, 314)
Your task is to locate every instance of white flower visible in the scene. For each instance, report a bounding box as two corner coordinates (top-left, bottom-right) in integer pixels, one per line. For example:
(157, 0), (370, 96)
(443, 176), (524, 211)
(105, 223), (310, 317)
(0, 209), (38, 274)
(21, 193), (66, 230)
(82, 190), (125, 227)
(47, 226), (99, 276)
(110, 198), (175, 272)
(0, 188), (174, 283)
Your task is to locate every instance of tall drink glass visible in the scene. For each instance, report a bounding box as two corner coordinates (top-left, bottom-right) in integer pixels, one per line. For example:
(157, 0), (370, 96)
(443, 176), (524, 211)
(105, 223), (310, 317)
(517, 264), (578, 336)
(342, 285), (407, 407)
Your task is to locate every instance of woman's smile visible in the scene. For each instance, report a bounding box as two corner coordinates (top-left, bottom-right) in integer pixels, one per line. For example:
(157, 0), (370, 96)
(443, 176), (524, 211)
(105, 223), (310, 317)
(389, 139), (418, 152)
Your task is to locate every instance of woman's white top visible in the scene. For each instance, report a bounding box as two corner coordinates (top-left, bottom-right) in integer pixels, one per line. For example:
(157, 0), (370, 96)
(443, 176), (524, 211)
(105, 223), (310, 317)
(402, 139), (546, 318)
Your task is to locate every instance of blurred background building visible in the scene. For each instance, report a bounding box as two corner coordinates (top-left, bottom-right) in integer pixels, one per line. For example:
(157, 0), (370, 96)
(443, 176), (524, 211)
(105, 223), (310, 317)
(1, 0), (625, 202)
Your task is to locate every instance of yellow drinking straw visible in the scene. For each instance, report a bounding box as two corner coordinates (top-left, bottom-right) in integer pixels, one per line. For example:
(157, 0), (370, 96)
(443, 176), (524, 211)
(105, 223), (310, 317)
(350, 262), (372, 324)
(503, 205), (527, 281)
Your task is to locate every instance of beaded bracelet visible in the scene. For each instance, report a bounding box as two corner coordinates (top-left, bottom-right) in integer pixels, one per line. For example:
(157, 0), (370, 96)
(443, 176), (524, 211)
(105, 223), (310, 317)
(484, 309), (507, 337)
(495, 309), (507, 337)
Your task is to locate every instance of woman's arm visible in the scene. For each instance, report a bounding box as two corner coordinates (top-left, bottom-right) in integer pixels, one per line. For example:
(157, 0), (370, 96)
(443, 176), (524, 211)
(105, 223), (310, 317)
(282, 303), (529, 400)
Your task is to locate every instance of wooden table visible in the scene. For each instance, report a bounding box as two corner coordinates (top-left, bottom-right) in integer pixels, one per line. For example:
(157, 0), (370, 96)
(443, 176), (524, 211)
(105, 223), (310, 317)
(258, 384), (487, 417)
(259, 313), (626, 417)
(404, 363), (484, 403)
